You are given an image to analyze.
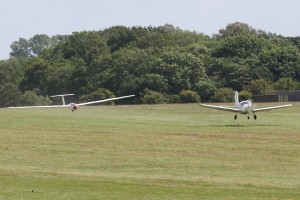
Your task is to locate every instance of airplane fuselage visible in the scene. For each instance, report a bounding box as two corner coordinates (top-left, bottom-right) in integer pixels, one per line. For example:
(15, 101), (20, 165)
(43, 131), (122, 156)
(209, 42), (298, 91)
(69, 103), (78, 111)
(238, 100), (254, 114)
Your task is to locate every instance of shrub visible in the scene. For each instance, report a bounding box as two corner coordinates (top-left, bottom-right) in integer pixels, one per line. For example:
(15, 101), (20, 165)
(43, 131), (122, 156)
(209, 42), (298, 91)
(239, 90), (253, 101)
(179, 90), (200, 103)
(273, 77), (300, 91)
(167, 94), (180, 103)
(21, 91), (52, 106)
(141, 90), (165, 104)
(246, 79), (273, 95)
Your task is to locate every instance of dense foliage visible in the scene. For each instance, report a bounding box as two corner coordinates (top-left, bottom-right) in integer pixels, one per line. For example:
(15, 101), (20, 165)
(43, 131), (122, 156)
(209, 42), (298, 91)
(1, 22), (300, 107)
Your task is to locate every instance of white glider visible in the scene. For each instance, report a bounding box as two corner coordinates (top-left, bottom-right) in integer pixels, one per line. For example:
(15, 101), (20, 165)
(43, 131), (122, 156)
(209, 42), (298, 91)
(8, 94), (135, 112)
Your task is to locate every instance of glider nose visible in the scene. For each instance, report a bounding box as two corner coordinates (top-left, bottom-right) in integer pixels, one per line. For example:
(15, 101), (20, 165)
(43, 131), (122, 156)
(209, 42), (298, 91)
(73, 105), (78, 110)
(69, 103), (78, 111)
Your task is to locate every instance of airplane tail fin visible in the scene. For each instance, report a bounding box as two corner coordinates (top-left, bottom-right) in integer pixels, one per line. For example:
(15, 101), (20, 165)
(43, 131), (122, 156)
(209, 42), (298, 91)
(234, 91), (239, 107)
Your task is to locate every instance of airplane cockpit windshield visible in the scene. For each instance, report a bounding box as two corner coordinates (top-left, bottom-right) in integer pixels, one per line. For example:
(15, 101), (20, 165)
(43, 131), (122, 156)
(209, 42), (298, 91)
(240, 101), (249, 106)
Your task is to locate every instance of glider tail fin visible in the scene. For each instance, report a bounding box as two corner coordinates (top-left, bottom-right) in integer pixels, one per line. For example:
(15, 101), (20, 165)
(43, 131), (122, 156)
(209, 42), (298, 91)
(50, 94), (75, 106)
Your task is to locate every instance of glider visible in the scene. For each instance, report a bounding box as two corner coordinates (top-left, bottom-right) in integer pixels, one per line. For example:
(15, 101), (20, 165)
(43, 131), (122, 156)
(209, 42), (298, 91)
(8, 94), (135, 112)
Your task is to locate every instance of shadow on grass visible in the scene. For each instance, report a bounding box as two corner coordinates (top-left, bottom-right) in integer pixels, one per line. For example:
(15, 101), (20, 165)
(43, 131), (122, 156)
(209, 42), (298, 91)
(187, 124), (279, 128)
(210, 124), (279, 127)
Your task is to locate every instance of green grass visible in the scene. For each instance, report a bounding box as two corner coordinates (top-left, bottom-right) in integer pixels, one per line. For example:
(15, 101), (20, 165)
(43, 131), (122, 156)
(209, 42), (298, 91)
(0, 103), (299, 199)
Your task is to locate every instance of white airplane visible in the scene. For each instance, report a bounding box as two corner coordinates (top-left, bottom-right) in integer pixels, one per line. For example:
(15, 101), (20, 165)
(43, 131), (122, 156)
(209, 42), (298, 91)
(8, 94), (135, 112)
(201, 91), (292, 120)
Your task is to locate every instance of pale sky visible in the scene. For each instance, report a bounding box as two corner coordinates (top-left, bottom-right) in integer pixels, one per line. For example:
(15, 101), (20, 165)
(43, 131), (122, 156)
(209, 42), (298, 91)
(0, 0), (299, 60)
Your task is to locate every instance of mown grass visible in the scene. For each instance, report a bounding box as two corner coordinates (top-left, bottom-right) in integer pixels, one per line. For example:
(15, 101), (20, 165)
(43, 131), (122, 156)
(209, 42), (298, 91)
(0, 103), (299, 199)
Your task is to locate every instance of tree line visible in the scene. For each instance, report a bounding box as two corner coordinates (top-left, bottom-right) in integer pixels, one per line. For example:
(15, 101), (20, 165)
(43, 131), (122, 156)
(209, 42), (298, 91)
(1, 22), (300, 107)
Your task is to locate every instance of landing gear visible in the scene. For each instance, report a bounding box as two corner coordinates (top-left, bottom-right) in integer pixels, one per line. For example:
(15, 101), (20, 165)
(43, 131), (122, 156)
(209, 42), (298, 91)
(254, 115), (257, 120)
(234, 115), (237, 120)
(247, 116), (250, 120)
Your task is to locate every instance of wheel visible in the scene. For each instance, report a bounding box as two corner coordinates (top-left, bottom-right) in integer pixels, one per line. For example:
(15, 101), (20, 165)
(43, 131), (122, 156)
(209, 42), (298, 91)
(254, 115), (257, 120)
(234, 115), (237, 120)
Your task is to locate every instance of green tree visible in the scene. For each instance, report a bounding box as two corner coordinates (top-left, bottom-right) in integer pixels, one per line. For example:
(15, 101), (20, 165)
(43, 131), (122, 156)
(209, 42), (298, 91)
(216, 22), (257, 38)
(20, 58), (49, 94)
(118, 75), (144, 97)
(194, 80), (216, 102)
(0, 58), (24, 85)
(257, 36), (300, 81)
(273, 77), (300, 91)
(29, 34), (54, 56)
(101, 26), (135, 52)
(0, 83), (22, 107)
(143, 73), (168, 93)
(154, 51), (207, 94)
(51, 35), (68, 43)
(21, 91), (52, 106)
(207, 58), (251, 91)
(210, 88), (234, 103)
(239, 90), (253, 101)
(246, 79), (274, 95)
(69, 58), (88, 95)
(10, 38), (31, 58)
(62, 31), (109, 64)
(108, 48), (150, 95)
(79, 88), (115, 105)
(47, 62), (75, 95)
(213, 34), (268, 59)
(6, 23), (300, 105)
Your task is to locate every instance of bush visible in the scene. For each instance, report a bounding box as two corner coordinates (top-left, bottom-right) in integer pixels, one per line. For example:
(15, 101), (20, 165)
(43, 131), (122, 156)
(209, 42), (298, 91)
(21, 91), (52, 106)
(141, 90), (165, 104)
(239, 90), (253, 101)
(246, 79), (273, 95)
(273, 77), (300, 91)
(179, 90), (200, 103)
(167, 94), (180, 103)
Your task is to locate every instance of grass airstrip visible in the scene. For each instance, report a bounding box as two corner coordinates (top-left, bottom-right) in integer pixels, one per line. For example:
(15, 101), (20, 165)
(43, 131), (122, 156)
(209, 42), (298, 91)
(0, 103), (299, 199)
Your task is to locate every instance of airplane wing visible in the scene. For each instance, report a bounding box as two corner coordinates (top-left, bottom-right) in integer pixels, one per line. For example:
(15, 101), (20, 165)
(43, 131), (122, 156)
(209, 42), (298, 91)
(253, 104), (292, 112)
(77, 95), (135, 106)
(8, 105), (69, 109)
(200, 104), (240, 112)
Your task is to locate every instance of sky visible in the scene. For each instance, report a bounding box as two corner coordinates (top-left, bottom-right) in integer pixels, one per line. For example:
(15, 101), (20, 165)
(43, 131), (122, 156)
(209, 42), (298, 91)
(0, 0), (299, 60)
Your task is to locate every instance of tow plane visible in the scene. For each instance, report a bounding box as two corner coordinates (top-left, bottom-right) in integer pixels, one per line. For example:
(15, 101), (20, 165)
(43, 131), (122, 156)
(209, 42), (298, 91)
(201, 91), (292, 120)
(8, 94), (135, 112)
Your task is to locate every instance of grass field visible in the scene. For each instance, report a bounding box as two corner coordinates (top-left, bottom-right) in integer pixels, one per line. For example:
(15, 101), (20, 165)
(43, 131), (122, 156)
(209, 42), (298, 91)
(0, 103), (299, 199)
